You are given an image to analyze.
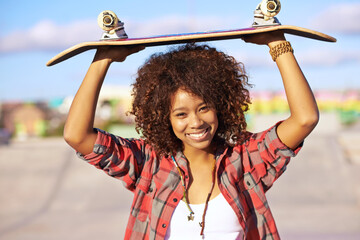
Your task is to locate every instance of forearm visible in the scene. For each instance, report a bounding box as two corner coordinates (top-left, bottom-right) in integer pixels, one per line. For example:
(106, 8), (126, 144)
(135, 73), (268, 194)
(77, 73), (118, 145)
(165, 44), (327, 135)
(64, 57), (112, 154)
(270, 41), (319, 148)
(63, 46), (144, 154)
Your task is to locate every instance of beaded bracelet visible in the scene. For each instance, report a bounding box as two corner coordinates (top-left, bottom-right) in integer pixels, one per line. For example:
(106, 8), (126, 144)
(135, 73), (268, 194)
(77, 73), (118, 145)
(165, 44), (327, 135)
(269, 41), (294, 61)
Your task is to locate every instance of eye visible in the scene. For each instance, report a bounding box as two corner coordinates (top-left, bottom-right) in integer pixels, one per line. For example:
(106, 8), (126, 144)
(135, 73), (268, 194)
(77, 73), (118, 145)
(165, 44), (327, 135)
(199, 105), (210, 112)
(175, 112), (186, 118)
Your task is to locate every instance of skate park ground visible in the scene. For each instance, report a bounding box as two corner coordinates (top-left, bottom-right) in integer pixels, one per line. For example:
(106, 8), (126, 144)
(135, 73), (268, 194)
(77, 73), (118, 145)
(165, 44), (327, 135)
(1, 113), (359, 240)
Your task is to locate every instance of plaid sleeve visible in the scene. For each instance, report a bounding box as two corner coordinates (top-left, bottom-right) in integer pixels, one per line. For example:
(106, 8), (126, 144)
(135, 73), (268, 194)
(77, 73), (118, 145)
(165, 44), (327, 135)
(77, 128), (151, 191)
(245, 121), (302, 191)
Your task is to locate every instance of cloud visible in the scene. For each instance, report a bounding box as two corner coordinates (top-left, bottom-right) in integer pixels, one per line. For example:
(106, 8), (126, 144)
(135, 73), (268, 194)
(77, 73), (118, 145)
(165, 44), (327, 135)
(231, 47), (360, 68)
(297, 49), (360, 66)
(231, 51), (272, 68)
(0, 15), (239, 53)
(126, 15), (237, 37)
(0, 20), (100, 53)
(310, 3), (360, 34)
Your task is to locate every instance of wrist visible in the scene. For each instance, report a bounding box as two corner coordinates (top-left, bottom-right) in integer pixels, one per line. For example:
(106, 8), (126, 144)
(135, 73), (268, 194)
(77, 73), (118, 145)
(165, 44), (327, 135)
(90, 55), (112, 73)
(269, 41), (294, 62)
(266, 32), (287, 48)
(93, 47), (115, 64)
(267, 39), (287, 49)
(93, 57), (112, 65)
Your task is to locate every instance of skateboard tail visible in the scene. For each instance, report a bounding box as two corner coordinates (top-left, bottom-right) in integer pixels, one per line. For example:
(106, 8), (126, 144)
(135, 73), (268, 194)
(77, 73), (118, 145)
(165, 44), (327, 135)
(281, 28), (336, 43)
(46, 45), (98, 66)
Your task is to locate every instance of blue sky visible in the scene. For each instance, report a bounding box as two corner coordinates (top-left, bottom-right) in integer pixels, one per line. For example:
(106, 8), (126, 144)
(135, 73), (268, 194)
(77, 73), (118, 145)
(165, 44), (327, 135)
(0, 0), (359, 101)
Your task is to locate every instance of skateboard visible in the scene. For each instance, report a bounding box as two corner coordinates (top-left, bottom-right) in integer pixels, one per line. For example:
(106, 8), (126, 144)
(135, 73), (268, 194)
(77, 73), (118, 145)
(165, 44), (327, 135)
(46, 0), (336, 67)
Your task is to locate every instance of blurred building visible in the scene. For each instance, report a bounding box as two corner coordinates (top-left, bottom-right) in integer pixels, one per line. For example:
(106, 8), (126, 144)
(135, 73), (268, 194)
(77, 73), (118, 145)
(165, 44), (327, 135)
(1, 103), (48, 140)
(0, 89), (358, 141)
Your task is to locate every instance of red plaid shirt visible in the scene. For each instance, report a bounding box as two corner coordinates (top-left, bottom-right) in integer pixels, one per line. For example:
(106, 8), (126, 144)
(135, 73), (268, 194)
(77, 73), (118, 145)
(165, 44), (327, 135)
(78, 122), (301, 240)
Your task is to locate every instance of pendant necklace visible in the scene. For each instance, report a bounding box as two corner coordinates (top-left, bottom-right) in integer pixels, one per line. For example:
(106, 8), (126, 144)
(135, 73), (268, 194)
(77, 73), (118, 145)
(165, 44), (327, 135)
(171, 155), (216, 236)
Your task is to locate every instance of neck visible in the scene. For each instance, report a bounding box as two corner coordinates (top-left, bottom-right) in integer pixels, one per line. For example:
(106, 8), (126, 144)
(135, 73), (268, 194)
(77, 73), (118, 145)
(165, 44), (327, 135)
(183, 146), (215, 165)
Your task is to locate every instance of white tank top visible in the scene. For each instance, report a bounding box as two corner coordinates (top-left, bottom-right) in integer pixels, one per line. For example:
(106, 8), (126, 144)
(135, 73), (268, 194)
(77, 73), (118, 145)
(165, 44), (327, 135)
(165, 193), (244, 240)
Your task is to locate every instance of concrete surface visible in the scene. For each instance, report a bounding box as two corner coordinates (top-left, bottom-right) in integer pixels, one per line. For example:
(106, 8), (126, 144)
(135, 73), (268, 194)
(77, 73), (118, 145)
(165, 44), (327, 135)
(0, 113), (359, 240)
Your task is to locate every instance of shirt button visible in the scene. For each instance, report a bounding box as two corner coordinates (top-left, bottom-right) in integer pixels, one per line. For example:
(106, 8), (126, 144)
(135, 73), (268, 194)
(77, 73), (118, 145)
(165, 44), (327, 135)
(162, 223), (167, 228)
(173, 198), (178, 202)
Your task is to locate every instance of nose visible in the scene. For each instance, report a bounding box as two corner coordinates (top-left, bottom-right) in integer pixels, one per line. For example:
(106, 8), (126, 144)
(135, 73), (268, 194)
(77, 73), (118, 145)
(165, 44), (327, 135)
(189, 113), (203, 128)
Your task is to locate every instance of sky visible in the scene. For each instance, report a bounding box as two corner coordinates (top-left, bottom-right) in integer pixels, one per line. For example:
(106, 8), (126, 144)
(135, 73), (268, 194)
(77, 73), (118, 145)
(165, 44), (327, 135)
(0, 0), (359, 102)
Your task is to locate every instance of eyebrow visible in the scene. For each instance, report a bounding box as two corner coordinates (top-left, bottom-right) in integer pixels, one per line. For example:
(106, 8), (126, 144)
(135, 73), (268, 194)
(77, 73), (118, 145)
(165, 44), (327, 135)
(171, 102), (206, 113)
(171, 107), (186, 113)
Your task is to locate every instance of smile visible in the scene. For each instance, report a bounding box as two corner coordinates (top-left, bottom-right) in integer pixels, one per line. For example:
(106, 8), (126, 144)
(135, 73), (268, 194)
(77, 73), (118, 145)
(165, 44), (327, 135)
(186, 128), (210, 140)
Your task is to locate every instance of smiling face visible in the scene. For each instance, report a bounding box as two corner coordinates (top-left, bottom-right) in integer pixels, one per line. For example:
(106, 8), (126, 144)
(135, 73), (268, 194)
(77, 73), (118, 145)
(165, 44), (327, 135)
(169, 88), (218, 154)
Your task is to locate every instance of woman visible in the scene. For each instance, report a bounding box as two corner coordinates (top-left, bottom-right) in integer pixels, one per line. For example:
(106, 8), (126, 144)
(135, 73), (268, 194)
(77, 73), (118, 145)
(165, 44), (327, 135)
(64, 31), (319, 239)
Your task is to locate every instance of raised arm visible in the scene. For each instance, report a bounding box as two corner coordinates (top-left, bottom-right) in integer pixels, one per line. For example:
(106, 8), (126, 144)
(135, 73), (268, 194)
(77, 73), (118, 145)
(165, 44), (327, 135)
(243, 32), (319, 149)
(64, 46), (144, 155)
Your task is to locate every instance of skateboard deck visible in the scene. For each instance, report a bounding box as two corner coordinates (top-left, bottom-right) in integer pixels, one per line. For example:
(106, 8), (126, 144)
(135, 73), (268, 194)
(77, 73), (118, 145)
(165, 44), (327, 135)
(46, 1), (336, 66)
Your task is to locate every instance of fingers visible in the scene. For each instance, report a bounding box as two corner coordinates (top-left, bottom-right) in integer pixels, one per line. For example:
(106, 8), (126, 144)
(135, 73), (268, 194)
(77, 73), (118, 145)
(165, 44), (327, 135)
(94, 45), (146, 63)
(241, 31), (286, 45)
(241, 36), (252, 43)
(126, 45), (146, 55)
(118, 45), (145, 62)
(241, 35), (258, 44)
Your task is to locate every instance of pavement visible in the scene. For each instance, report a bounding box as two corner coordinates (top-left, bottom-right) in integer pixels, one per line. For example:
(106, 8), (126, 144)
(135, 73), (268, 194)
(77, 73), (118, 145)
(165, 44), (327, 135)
(0, 113), (359, 240)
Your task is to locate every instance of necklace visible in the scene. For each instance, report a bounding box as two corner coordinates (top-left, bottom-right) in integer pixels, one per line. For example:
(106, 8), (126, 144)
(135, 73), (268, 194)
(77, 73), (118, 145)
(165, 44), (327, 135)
(171, 155), (216, 236)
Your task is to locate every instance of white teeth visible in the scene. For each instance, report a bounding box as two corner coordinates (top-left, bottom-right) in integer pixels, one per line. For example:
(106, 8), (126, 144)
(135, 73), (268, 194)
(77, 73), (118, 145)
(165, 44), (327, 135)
(187, 129), (207, 138)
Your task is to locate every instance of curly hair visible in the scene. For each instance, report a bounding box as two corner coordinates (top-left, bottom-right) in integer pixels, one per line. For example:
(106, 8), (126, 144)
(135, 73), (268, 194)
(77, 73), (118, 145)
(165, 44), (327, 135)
(130, 44), (251, 155)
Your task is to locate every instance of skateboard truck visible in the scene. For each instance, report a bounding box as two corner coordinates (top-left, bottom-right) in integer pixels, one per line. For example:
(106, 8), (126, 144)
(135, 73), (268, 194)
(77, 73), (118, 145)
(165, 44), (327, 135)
(98, 10), (128, 40)
(252, 0), (281, 27)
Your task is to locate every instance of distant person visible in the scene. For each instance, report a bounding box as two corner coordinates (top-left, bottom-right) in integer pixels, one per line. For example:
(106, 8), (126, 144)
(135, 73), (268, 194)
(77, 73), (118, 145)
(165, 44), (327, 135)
(64, 31), (319, 239)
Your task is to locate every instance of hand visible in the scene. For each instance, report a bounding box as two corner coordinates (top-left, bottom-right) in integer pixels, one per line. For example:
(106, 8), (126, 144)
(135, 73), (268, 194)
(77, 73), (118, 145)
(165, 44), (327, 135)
(242, 30), (286, 48)
(93, 45), (145, 63)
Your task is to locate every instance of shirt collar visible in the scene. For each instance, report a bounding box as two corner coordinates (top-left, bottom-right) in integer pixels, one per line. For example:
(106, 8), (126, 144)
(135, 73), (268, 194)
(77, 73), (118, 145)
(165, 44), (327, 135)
(172, 144), (229, 172)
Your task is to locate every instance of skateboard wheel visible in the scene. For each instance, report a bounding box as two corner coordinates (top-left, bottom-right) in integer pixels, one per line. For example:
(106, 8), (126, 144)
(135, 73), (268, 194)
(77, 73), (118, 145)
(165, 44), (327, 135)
(260, 0), (281, 17)
(97, 10), (119, 31)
